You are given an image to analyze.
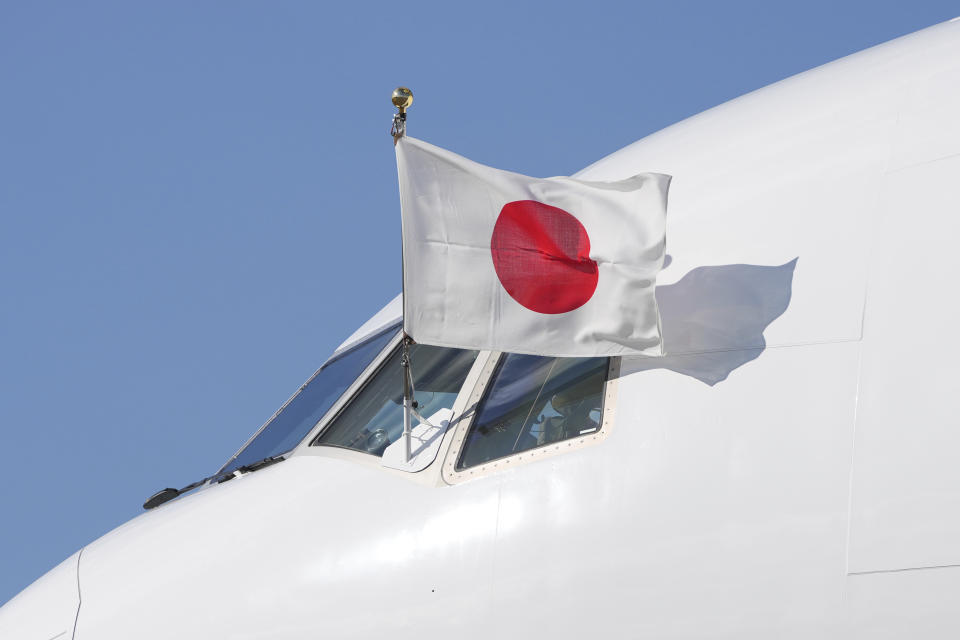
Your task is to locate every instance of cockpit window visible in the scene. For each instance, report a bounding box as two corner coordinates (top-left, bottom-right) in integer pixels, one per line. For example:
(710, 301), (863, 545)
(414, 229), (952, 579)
(220, 325), (398, 474)
(312, 343), (478, 457)
(456, 354), (608, 470)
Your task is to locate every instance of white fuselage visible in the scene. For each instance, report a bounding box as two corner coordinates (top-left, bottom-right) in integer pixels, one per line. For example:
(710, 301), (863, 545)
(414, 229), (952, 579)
(3, 18), (960, 639)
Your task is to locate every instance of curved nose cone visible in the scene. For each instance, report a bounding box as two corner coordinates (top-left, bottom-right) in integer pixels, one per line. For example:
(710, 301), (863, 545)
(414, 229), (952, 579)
(65, 455), (498, 639)
(0, 550), (82, 640)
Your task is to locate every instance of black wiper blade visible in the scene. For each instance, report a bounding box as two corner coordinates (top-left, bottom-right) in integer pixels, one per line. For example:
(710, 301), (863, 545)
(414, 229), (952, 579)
(142, 473), (215, 510)
(217, 455), (286, 483)
(142, 455), (287, 510)
(143, 487), (180, 510)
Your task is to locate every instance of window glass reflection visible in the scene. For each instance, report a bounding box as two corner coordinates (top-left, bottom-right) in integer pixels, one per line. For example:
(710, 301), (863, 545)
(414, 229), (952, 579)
(313, 344), (478, 456)
(457, 354), (608, 470)
(221, 326), (397, 473)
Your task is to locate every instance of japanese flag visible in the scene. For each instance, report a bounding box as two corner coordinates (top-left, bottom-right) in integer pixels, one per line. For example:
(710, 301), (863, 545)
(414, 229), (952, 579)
(396, 137), (670, 358)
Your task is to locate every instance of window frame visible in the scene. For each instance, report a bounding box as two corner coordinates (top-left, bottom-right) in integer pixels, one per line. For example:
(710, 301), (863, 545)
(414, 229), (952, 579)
(306, 332), (484, 458)
(287, 328), (406, 457)
(441, 354), (622, 484)
(291, 348), (497, 482)
(216, 323), (402, 476)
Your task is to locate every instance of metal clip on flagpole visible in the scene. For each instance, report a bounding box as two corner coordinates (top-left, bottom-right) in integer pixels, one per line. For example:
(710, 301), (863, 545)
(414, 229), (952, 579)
(391, 86), (413, 144)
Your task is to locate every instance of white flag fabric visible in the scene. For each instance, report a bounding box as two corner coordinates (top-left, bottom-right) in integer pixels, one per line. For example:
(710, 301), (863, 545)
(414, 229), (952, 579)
(396, 136), (670, 358)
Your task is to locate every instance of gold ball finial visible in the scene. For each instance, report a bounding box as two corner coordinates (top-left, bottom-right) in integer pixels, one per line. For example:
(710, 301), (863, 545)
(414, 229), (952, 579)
(392, 87), (413, 113)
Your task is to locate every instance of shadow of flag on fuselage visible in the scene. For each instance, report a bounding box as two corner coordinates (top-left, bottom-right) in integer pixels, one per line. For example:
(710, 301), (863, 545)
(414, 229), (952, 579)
(621, 259), (798, 386)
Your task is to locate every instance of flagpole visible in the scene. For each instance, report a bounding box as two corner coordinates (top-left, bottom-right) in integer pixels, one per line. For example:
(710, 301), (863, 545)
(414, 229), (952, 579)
(392, 86), (414, 463)
(400, 335), (413, 463)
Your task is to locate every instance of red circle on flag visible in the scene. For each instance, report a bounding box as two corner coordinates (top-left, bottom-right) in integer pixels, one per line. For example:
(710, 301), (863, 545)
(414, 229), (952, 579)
(490, 200), (599, 314)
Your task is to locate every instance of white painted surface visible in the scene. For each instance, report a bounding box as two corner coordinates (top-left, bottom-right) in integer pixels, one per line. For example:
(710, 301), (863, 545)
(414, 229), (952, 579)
(888, 32), (960, 169)
(334, 294), (401, 355)
(74, 456), (500, 639)
(490, 341), (860, 638)
(0, 551), (80, 640)
(5, 17), (960, 640)
(576, 40), (892, 354)
(848, 153), (960, 573)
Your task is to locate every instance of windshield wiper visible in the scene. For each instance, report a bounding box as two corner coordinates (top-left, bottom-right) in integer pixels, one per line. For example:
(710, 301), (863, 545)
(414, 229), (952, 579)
(142, 455), (287, 510)
(215, 455), (285, 483)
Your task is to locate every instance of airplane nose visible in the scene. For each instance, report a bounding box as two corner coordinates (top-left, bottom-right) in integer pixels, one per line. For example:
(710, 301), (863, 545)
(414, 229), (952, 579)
(0, 550), (82, 640)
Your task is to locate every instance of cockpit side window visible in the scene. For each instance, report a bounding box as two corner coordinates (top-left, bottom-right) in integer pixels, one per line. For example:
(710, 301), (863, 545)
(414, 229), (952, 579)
(219, 325), (398, 474)
(456, 354), (609, 470)
(311, 344), (478, 457)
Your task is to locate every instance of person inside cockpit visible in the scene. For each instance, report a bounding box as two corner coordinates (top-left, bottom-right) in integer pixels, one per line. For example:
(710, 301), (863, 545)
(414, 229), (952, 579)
(457, 354), (608, 469)
(538, 379), (602, 445)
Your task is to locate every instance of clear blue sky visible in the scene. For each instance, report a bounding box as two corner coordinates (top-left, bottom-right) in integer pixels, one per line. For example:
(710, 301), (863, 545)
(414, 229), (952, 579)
(0, 0), (956, 605)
